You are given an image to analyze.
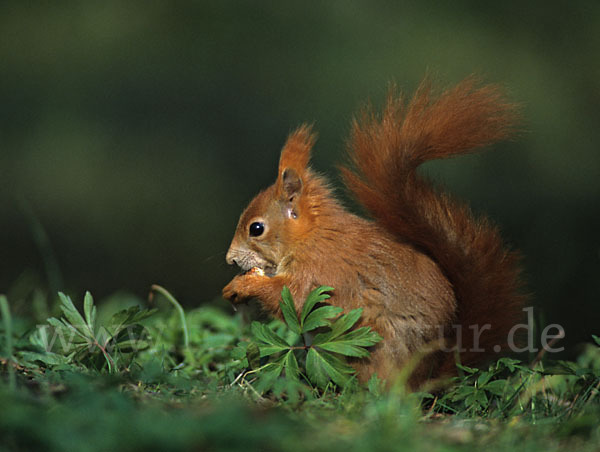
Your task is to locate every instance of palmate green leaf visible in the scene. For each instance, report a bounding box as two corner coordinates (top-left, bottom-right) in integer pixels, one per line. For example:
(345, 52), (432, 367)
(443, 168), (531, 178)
(248, 286), (382, 391)
(299, 286), (334, 326)
(58, 292), (89, 336)
(44, 292), (158, 373)
(302, 305), (343, 332)
(306, 347), (355, 389)
(83, 291), (96, 333)
(279, 287), (301, 334)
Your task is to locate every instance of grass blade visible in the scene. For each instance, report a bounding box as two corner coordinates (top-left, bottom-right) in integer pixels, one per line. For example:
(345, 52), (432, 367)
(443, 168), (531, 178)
(0, 295), (16, 390)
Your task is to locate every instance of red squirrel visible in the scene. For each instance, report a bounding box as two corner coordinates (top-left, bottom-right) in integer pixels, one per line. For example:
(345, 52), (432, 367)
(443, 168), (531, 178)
(222, 77), (524, 387)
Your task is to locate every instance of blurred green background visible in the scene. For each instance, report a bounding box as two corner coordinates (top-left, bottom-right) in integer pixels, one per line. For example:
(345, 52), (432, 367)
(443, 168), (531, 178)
(1, 1), (598, 354)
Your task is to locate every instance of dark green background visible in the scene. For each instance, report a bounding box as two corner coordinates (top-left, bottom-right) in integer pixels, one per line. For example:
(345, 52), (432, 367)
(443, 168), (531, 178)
(1, 1), (598, 354)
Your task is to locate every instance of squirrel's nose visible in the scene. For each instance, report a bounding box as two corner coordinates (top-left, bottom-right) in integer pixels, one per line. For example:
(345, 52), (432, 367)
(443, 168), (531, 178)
(226, 249), (237, 266)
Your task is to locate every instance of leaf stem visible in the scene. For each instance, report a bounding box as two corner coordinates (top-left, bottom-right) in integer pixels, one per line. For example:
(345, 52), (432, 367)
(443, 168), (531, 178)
(93, 337), (115, 373)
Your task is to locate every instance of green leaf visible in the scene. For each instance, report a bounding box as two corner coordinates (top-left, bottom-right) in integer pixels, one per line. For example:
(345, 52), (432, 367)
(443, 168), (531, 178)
(315, 341), (370, 358)
(259, 345), (290, 357)
(116, 339), (149, 352)
(279, 287), (301, 334)
(47, 317), (87, 343)
(495, 357), (524, 373)
(108, 306), (157, 336)
(302, 305), (343, 332)
(246, 342), (261, 369)
(465, 390), (487, 409)
(254, 358), (285, 393)
(299, 286), (334, 326)
(58, 292), (88, 336)
(306, 347), (354, 389)
(456, 363), (479, 374)
(451, 385), (476, 402)
(592, 334), (600, 347)
(483, 379), (508, 396)
(83, 291), (96, 333)
(312, 308), (363, 344)
(312, 319), (381, 359)
(250, 321), (291, 357)
(543, 360), (579, 375)
(17, 350), (75, 366)
(306, 347), (331, 389)
(112, 324), (149, 352)
(107, 308), (136, 332)
(477, 371), (492, 387)
(250, 321), (290, 348)
(231, 343), (249, 361)
(271, 378), (310, 404)
(333, 327), (383, 347)
(283, 350), (299, 381)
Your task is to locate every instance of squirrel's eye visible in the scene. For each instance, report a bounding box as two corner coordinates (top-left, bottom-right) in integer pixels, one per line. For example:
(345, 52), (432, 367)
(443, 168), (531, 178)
(249, 222), (265, 237)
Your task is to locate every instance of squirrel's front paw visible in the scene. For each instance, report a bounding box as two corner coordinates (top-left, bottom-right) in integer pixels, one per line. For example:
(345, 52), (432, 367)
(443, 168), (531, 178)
(222, 271), (264, 303)
(222, 278), (242, 303)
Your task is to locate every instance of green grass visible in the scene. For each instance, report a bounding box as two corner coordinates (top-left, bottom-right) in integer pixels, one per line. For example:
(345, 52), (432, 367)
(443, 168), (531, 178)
(1, 287), (599, 452)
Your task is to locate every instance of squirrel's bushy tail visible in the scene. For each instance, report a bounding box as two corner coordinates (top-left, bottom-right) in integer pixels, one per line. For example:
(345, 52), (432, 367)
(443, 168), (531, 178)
(341, 77), (525, 373)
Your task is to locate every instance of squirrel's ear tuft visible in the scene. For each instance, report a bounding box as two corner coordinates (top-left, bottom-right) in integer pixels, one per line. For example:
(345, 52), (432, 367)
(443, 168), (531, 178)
(278, 125), (316, 178)
(277, 124), (316, 201)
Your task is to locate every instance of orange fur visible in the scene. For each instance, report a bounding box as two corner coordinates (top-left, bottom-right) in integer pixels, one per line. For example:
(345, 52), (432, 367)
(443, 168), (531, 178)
(223, 77), (524, 387)
(277, 124), (315, 180)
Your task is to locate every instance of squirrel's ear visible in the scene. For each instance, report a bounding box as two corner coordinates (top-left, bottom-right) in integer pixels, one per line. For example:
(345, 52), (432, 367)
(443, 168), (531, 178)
(281, 167), (302, 202)
(277, 124), (316, 203)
